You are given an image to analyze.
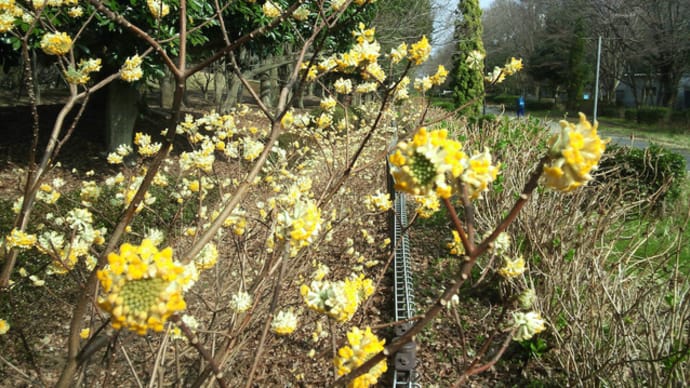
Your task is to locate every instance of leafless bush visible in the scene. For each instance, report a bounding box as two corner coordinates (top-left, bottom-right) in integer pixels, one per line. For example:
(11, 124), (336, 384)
(463, 116), (690, 385)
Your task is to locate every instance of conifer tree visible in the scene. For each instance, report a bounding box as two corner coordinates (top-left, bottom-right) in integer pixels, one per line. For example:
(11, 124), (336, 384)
(452, 0), (485, 116)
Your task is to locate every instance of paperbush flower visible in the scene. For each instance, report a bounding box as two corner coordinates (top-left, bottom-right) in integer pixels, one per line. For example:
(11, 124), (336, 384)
(408, 35), (430, 65)
(194, 243), (218, 270)
(389, 127), (466, 198)
(543, 113), (606, 192)
(447, 230), (465, 256)
(512, 311), (546, 341)
(485, 66), (505, 84)
(334, 78), (353, 94)
(230, 291), (252, 313)
(518, 288), (537, 309)
(334, 327), (387, 388)
(67, 5), (82, 17)
(503, 57), (523, 75)
(120, 55), (143, 82)
(0, 12), (15, 33)
(0, 319), (8, 335)
(5, 228), (37, 250)
(461, 148), (500, 200)
(262, 1), (280, 18)
(97, 239), (188, 335)
(465, 49), (485, 70)
(146, 0), (169, 19)
(271, 310), (298, 335)
(40, 32), (72, 56)
(301, 274), (374, 322)
(389, 42), (407, 64)
(364, 191), (392, 212)
(413, 193), (440, 218)
(498, 255), (526, 279)
(292, 5), (309, 21)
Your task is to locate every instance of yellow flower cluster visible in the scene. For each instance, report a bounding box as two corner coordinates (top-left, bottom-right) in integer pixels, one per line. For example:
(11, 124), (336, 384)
(389, 127), (466, 198)
(97, 239), (188, 335)
(363, 191), (392, 212)
(37, 182), (60, 204)
(40, 31), (72, 56)
(465, 49), (485, 70)
(446, 230), (465, 256)
(408, 35), (431, 65)
(0, 318), (9, 335)
(64, 58), (102, 85)
(0, 0), (23, 33)
(35, 208), (106, 274)
(413, 193), (440, 218)
(334, 326), (387, 388)
(301, 274), (374, 322)
(485, 57), (523, 84)
(271, 309), (298, 335)
(543, 113), (606, 192)
(511, 311), (546, 341)
(134, 132), (162, 157)
(462, 148), (500, 200)
(292, 5), (309, 21)
(32, 0), (78, 9)
(5, 228), (37, 250)
(146, 0), (170, 19)
(498, 255), (526, 279)
(120, 55), (143, 82)
(262, 1), (281, 18)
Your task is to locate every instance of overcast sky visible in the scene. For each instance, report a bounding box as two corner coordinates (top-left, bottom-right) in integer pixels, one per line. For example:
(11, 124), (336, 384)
(432, 0), (494, 52)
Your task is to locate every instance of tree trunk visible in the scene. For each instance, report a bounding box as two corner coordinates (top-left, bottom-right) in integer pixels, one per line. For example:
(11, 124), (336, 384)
(160, 68), (175, 109)
(105, 80), (138, 153)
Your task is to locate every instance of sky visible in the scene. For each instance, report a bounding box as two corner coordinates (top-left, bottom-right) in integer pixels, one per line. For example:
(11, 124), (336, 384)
(432, 0), (494, 53)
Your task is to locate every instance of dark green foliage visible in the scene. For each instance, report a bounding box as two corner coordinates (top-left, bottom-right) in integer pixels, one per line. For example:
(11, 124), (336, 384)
(486, 94), (519, 106)
(636, 107), (671, 124)
(430, 98), (455, 112)
(451, 0), (485, 117)
(597, 144), (687, 208)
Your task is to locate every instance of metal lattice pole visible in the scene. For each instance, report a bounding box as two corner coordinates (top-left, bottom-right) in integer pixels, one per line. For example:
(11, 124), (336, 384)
(388, 132), (419, 388)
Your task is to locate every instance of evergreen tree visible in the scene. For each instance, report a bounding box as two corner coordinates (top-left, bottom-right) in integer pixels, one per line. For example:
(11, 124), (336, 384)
(451, 0), (485, 116)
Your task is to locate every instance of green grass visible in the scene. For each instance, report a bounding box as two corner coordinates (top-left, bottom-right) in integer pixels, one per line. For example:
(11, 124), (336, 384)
(611, 178), (690, 274)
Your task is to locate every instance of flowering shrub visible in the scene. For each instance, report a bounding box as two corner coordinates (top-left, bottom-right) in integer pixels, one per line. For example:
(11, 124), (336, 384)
(0, 0), (617, 386)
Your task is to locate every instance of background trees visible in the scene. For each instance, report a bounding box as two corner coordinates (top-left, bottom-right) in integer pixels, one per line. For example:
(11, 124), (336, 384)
(478, 0), (690, 111)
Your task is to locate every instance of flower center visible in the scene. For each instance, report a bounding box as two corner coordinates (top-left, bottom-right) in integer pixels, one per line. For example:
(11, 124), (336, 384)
(410, 152), (436, 186)
(120, 278), (166, 313)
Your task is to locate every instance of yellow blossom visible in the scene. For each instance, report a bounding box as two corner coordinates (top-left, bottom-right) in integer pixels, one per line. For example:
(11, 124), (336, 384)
(96, 239), (187, 335)
(408, 35), (431, 65)
(389, 127), (466, 198)
(512, 311), (546, 341)
(334, 327), (387, 387)
(271, 310), (298, 335)
(40, 32), (72, 56)
(5, 228), (37, 249)
(0, 319), (9, 335)
(262, 1), (281, 18)
(147, 0), (170, 19)
(462, 148), (500, 200)
(543, 113), (606, 192)
(498, 255), (526, 279)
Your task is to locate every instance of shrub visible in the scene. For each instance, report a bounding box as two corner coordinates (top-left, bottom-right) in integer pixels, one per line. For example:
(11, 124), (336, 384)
(624, 108), (637, 121)
(487, 94), (520, 107)
(637, 106), (670, 124)
(597, 143), (687, 208)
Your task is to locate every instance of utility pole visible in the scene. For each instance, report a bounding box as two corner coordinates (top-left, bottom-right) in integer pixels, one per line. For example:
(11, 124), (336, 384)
(593, 35), (602, 122)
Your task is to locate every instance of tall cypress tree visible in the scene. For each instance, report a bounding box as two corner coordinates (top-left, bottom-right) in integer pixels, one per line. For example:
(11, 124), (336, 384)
(452, 0), (485, 116)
